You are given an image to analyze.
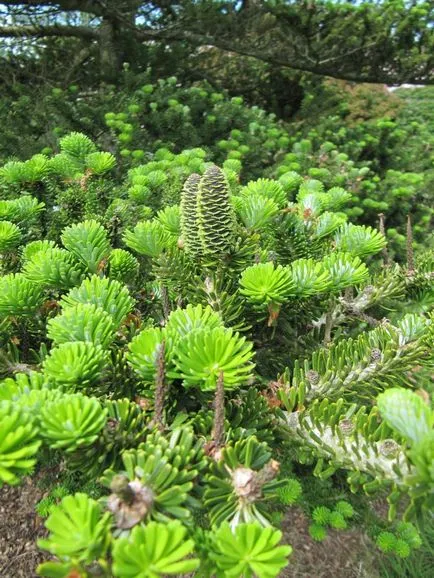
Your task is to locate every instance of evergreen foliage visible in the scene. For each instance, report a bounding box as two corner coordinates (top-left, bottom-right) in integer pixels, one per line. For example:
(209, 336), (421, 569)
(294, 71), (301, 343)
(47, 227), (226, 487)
(0, 77), (432, 257)
(0, 93), (433, 575)
(112, 521), (200, 577)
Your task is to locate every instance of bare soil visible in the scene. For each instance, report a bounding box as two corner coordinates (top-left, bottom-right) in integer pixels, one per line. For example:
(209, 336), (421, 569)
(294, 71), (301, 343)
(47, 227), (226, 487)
(0, 478), (47, 578)
(0, 479), (381, 578)
(281, 507), (380, 578)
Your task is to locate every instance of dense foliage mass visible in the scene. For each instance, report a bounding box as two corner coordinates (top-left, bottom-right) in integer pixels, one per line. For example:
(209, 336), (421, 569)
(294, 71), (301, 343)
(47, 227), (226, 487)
(0, 3), (433, 573)
(1, 77), (433, 259)
(0, 125), (433, 576)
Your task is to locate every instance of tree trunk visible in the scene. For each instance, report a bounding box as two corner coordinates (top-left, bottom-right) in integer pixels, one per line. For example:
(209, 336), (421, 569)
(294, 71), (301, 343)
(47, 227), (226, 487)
(99, 18), (121, 82)
(99, 2), (141, 81)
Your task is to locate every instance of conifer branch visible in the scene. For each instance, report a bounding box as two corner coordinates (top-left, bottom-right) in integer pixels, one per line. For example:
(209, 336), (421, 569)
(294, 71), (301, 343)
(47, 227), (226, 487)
(288, 320), (431, 406)
(285, 408), (413, 488)
(0, 24), (98, 39)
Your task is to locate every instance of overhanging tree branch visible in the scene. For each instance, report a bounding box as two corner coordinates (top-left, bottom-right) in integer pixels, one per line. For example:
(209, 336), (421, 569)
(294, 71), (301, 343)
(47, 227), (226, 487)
(0, 1), (433, 85)
(2, 0), (106, 17)
(135, 26), (433, 85)
(0, 24), (98, 39)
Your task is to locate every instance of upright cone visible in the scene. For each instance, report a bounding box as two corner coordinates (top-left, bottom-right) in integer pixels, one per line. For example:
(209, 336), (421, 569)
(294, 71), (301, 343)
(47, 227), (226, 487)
(197, 165), (236, 258)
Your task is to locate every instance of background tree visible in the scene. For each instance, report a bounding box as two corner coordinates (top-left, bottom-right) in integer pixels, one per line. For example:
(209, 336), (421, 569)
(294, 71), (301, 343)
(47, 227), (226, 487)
(0, 1), (433, 84)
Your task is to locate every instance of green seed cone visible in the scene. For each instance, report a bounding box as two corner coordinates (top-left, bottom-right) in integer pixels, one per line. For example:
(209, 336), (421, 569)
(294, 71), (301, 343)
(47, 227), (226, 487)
(197, 165), (236, 257)
(180, 173), (202, 257)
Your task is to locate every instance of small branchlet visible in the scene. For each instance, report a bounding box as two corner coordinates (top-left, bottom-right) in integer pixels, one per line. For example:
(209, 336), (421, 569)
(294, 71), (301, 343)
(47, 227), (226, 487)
(347, 309), (381, 327)
(108, 476), (154, 529)
(160, 284), (171, 320)
(110, 474), (135, 505)
(154, 340), (167, 432)
(267, 302), (281, 327)
(324, 310), (334, 344)
(406, 214), (415, 275)
(232, 459), (280, 503)
(378, 213), (390, 266)
(212, 371), (226, 449)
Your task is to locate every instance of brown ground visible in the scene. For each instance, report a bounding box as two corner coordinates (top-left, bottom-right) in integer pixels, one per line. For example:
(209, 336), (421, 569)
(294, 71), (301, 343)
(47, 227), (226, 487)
(0, 478), (47, 578)
(0, 479), (380, 578)
(281, 507), (380, 578)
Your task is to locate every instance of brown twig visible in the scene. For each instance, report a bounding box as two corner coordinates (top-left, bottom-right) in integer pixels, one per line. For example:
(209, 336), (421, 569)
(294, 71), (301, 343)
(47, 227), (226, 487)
(212, 371), (225, 449)
(154, 340), (167, 431)
(160, 284), (171, 321)
(324, 310), (333, 344)
(378, 213), (390, 266)
(406, 214), (415, 275)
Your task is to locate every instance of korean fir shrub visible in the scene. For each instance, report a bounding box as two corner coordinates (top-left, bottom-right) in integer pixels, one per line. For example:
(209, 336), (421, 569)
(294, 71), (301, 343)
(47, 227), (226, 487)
(0, 132), (118, 242)
(1, 157), (433, 578)
(103, 76), (291, 178)
(3, 74), (288, 179)
(279, 85), (434, 255)
(2, 79), (433, 252)
(125, 147), (209, 210)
